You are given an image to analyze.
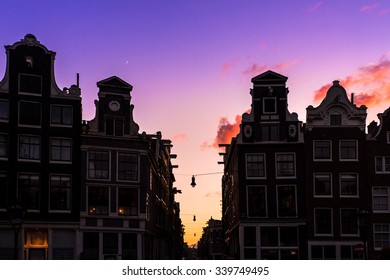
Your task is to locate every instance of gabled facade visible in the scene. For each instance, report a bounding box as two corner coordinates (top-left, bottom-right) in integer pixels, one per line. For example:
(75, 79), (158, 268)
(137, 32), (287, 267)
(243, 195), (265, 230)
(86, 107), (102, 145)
(79, 76), (181, 259)
(305, 81), (368, 259)
(366, 109), (390, 259)
(221, 70), (306, 259)
(0, 34), (82, 259)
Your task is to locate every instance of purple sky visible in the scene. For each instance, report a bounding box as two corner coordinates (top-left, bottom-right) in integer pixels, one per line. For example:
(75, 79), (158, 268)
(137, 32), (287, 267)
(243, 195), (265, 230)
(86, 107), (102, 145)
(1, 0), (390, 244)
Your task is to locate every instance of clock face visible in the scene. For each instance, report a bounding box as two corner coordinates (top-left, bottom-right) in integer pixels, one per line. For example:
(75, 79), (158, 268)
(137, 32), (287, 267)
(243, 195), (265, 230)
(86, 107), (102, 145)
(109, 101), (120, 112)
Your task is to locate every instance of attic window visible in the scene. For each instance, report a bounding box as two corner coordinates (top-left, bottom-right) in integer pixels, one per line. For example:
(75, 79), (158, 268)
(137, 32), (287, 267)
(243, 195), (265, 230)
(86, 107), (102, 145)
(330, 114), (342, 125)
(26, 56), (33, 68)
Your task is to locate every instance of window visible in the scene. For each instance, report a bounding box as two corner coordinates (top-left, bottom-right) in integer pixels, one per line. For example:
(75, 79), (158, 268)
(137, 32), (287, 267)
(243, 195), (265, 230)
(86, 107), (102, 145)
(246, 153), (265, 178)
(50, 175), (71, 211)
(340, 209), (358, 235)
(50, 138), (71, 162)
(314, 140), (331, 160)
(330, 114), (342, 125)
(18, 174), (40, 210)
(314, 174), (332, 196)
(106, 118), (124, 136)
(277, 185), (297, 217)
(243, 226), (256, 259)
(50, 138), (72, 162)
(311, 245), (336, 259)
(0, 100), (8, 121)
(88, 151), (109, 179)
(0, 134), (8, 158)
(88, 186), (109, 215)
(117, 153), (138, 181)
(340, 174), (358, 197)
(260, 227), (299, 260)
(19, 74), (42, 94)
(0, 174), (7, 209)
(19, 135), (40, 161)
(375, 157), (390, 173)
(276, 153), (295, 178)
(247, 186), (267, 217)
(19, 101), (41, 126)
(340, 140), (357, 160)
(118, 188), (138, 216)
(373, 187), (390, 212)
(374, 224), (390, 250)
(263, 98), (276, 114)
(51, 105), (72, 126)
(314, 208), (332, 235)
(261, 124), (278, 141)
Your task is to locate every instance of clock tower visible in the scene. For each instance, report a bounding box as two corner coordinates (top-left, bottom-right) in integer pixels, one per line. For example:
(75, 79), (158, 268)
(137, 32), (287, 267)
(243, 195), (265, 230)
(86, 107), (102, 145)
(88, 76), (139, 136)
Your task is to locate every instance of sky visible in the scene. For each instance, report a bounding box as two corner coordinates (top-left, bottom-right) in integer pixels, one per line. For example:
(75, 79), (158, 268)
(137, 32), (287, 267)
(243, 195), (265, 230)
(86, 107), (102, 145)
(1, 0), (390, 245)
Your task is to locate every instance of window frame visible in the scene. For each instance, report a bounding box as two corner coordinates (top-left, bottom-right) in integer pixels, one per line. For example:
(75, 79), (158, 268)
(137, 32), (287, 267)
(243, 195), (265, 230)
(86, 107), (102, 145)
(313, 140), (332, 161)
(314, 208), (333, 236)
(275, 153), (296, 178)
(18, 134), (41, 162)
(87, 150), (110, 180)
(0, 133), (8, 159)
(105, 117), (124, 136)
(339, 140), (358, 161)
(50, 105), (73, 127)
(50, 137), (72, 163)
(340, 173), (359, 197)
(87, 186), (109, 215)
(18, 100), (42, 127)
(276, 185), (297, 218)
(372, 186), (390, 213)
(245, 153), (266, 179)
(246, 185), (267, 218)
(375, 156), (390, 174)
(117, 152), (139, 182)
(340, 208), (359, 236)
(374, 224), (390, 250)
(117, 188), (139, 216)
(49, 174), (72, 213)
(263, 97), (277, 114)
(313, 173), (332, 197)
(18, 73), (42, 95)
(0, 99), (9, 122)
(17, 173), (40, 211)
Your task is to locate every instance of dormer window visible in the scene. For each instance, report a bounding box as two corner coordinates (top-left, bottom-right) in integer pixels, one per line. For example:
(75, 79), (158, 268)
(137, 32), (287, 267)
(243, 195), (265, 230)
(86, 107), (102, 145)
(330, 114), (342, 125)
(106, 118), (123, 136)
(263, 98), (277, 114)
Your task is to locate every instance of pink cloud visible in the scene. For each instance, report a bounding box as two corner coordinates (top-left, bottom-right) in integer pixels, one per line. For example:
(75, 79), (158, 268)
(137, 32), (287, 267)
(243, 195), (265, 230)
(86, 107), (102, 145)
(220, 62), (234, 75)
(243, 60), (298, 77)
(172, 133), (189, 142)
(313, 55), (390, 107)
(360, 3), (379, 12)
(306, 1), (323, 13)
(202, 109), (251, 150)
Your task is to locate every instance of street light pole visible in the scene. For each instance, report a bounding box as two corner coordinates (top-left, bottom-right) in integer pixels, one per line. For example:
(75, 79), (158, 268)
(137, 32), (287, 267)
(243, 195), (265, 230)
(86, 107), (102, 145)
(7, 204), (26, 260)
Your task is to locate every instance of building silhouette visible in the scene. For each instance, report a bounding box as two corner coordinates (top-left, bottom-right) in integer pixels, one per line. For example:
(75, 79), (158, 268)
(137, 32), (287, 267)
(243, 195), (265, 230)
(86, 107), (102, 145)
(0, 34), (82, 259)
(220, 70), (390, 259)
(0, 34), (183, 260)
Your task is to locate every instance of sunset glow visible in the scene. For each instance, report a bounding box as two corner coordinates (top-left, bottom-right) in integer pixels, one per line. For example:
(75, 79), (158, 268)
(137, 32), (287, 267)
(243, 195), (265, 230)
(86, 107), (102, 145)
(1, 0), (390, 246)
